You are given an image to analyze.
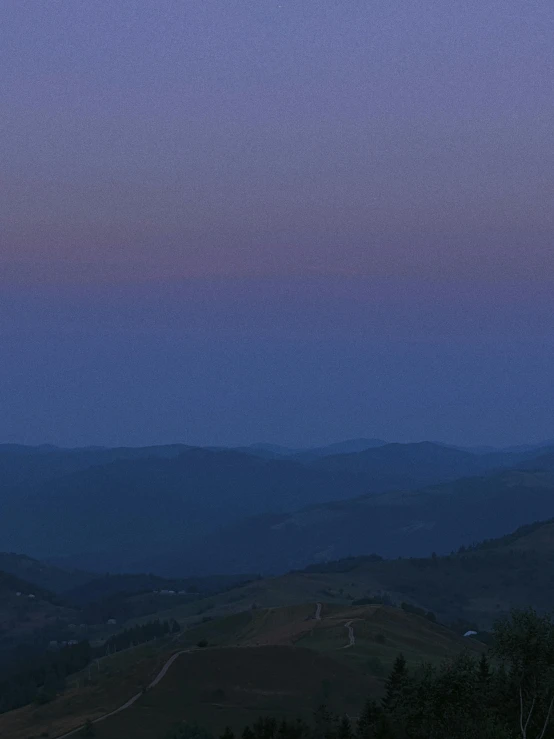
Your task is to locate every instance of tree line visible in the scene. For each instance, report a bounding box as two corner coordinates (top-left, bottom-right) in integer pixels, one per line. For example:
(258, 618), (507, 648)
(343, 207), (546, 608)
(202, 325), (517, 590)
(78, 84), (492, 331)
(0, 618), (180, 714)
(0, 640), (91, 713)
(103, 618), (180, 654)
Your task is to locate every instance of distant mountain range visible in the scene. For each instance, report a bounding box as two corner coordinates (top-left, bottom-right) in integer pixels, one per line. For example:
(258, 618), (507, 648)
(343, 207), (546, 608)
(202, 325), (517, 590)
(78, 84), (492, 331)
(0, 443), (191, 488)
(1, 439), (554, 575)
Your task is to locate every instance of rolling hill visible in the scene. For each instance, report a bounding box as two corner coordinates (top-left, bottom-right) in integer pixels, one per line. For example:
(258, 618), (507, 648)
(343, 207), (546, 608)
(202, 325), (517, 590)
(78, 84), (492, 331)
(0, 603), (483, 739)
(95, 601), (473, 739)
(140, 467), (554, 576)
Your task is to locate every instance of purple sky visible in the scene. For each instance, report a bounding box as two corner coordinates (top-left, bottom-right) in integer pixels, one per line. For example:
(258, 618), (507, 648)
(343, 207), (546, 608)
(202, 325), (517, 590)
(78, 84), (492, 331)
(1, 1), (553, 447)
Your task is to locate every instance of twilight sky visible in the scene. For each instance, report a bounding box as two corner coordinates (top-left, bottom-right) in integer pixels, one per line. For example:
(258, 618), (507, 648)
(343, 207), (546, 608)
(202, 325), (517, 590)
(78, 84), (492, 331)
(1, 1), (553, 447)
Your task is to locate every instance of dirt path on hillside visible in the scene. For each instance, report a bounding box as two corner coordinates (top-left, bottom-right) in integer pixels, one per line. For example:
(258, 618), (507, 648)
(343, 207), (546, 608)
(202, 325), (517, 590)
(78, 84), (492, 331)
(54, 649), (191, 739)
(344, 620), (355, 648)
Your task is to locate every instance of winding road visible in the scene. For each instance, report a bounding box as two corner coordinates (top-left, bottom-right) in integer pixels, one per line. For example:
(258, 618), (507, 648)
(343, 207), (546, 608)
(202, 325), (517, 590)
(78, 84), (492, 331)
(344, 620), (355, 648)
(54, 606), (355, 737)
(55, 649), (191, 739)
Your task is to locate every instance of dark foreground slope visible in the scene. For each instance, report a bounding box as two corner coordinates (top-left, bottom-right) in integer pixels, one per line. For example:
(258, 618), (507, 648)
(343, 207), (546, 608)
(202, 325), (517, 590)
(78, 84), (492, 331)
(94, 646), (375, 739)
(0, 603), (481, 739)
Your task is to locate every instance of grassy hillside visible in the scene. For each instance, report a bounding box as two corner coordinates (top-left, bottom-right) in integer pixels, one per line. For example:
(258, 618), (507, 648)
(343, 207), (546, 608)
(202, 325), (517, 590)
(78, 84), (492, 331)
(294, 604), (483, 674)
(0, 603), (481, 739)
(96, 605), (481, 739)
(175, 602), (484, 674)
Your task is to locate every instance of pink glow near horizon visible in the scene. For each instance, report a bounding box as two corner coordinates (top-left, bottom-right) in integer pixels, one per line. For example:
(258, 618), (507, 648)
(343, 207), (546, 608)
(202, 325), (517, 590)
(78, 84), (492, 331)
(1, 1), (554, 446)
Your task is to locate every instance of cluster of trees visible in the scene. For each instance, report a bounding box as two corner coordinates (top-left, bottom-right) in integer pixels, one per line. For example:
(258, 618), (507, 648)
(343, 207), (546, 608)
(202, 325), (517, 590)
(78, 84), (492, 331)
(0, 618), (180, 715)
(167, 609), (554, 739)
(103, 618), (180, 654)
(0, 640), (91, 713)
